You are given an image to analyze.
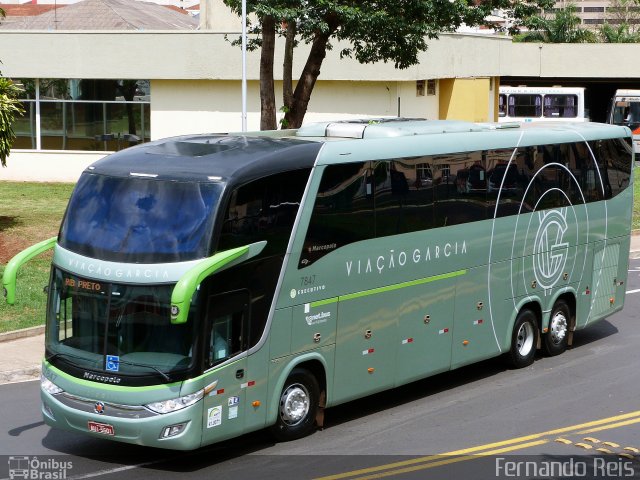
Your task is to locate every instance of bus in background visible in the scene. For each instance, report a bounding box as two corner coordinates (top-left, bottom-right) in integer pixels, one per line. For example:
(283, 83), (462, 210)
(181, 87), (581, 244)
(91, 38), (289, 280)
(607, 89), (640, 154)
(3, 119), (633, 450)
(499, 86), (587, 123)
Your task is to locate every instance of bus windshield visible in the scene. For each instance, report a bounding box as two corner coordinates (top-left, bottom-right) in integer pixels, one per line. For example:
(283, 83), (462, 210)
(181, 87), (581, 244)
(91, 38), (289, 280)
(611, 99), (640, 131)
(59, 174), (223, 263)
(46, 268), (197, 384)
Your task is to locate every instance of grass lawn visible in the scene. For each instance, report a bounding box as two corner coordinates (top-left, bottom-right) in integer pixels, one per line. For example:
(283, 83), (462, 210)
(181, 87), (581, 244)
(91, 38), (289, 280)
(0, 182), (74, 333)
(1, 169), (640, 334)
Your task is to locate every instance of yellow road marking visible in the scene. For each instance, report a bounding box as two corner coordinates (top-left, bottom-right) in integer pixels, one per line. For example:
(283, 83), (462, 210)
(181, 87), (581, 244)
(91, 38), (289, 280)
(555, 438), (572, 444)
(329, 441), (550, 480)
(602, 441), (621, 448)
(619, 453), (635, 460)
(578, 417), (640, 434)
(624, 447), (640, 453)
(582, 437), (600, 443)
(596, 448), (614, 454)
(575, 443), (593, 450)
(314, 409), (640, 480)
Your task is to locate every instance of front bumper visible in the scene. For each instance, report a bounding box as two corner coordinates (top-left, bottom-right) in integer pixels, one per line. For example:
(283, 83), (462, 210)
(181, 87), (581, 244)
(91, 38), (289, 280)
(41, 389), (203, 450)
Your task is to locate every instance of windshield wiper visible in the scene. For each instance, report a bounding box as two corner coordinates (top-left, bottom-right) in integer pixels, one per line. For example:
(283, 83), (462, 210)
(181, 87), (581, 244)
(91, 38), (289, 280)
(47, 352), (171, 382)
(47, 351), (99, 366)
(113, 359), (172, 382)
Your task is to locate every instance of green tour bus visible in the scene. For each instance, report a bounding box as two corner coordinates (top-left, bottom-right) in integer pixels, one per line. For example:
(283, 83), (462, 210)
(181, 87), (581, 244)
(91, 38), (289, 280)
(2, 118), (633, 450)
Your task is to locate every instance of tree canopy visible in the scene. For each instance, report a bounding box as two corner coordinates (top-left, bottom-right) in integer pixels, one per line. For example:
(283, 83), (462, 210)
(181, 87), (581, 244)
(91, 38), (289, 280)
(514, 3), (597, 43)
(0, 77), (25, 167)
(514, 1), (640, 43)
(224, 0), (554, 129)
(0, 6), (26, 167)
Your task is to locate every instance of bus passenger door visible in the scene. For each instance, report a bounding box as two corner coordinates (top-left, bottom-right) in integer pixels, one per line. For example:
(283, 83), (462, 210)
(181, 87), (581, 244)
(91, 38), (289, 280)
(200, 290), (249, 445)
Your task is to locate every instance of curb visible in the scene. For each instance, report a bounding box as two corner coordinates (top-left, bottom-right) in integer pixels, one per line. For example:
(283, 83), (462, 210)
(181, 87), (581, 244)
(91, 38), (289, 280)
(0, 365), (41, 384)
(0, 325), (45, 343)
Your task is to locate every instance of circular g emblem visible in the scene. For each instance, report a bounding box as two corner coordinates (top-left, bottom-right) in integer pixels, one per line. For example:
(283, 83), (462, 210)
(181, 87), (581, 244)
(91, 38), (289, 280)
(533, 209), (569, 290)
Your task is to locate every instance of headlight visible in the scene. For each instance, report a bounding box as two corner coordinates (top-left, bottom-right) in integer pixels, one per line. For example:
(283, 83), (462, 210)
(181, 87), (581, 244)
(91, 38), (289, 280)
(41, 375), (64, 395)
(145, 390), (204, 414)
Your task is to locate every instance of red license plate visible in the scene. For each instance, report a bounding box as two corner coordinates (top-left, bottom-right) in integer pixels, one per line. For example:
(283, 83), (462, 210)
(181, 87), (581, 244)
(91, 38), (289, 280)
(88, 421), (115, 436)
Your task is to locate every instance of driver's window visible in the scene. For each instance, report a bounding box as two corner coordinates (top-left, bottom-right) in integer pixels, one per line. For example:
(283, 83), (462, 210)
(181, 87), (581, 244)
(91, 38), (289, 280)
(206, 290), (249, 368)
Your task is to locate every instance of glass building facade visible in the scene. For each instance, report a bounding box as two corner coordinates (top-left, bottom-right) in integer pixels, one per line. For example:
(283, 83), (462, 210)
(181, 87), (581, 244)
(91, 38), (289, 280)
(13, 78), (150, 152)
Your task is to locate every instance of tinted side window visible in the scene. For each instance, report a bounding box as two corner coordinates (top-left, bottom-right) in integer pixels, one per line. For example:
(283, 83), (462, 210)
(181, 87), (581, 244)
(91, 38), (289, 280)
(298, 139), (631, 267)
(543, 94), (578, 118)
(218, 169), (311, 257)
(592, 138), (632, 199)
(569, 141), (602, 203)
(499, 94), (507, 117)
(486, 148), (522, 218)
(374, 160), (434, 238)
(509, 94), (542, 117)
(205, 290), (249, 367)
(525, 144), (574, 211)
(444, 151), (488, 226)
(300, 163), (374, 268)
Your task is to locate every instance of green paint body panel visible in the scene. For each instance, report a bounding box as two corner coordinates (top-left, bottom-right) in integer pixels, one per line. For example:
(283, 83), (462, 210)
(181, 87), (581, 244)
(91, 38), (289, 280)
(2, 236), (57, 305)
(29, 120), (634, 449)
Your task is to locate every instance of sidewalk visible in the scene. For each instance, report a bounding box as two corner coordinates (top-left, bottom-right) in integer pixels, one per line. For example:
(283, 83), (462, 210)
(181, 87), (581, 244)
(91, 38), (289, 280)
(2, 234), (640, 385)
(0, 327), (44, 384)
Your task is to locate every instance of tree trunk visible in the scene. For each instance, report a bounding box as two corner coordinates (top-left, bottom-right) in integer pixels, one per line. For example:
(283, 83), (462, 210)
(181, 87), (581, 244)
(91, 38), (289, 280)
(284, 30), (332, 129)
(282, 20), (296, 128)
(260, 15), (277, 130)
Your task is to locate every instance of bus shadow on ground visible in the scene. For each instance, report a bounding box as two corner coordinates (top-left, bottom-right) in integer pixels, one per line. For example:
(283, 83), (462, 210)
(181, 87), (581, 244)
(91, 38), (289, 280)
(39, 320), (618, 475)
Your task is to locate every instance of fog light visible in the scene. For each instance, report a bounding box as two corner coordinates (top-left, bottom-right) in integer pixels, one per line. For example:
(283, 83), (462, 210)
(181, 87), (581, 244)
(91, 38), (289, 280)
(43, 402), (55, 420)
(161, 422), (188, 439)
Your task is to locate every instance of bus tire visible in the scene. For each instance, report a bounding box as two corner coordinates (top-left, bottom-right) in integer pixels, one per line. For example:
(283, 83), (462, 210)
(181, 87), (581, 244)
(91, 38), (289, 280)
(270, 368), (319, 441)
(542, 299), (570, 356)
(507, 309), (538, 368)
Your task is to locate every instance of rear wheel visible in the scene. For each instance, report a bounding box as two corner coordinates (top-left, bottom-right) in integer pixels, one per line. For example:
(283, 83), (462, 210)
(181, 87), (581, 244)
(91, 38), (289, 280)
(543, 299), (570, 356)
(270, 368), (319, 441)
(507, 309), (538, 368)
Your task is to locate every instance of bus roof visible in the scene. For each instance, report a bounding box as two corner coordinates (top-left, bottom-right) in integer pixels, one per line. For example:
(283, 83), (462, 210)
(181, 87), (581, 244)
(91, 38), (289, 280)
(85, 119), (630, 182)
(499, 86), (585, 94)
(86, 134), (323, 183)
(614, 89), (640, 98)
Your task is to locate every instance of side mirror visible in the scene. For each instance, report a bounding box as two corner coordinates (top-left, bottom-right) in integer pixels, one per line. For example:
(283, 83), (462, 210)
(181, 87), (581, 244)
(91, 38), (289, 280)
(170, 241), (266, 324)
(3, 237), (57, 305)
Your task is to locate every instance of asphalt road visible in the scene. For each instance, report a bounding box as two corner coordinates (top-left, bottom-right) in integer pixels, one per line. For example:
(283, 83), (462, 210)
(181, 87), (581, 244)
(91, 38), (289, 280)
(1, 259), (640, 480)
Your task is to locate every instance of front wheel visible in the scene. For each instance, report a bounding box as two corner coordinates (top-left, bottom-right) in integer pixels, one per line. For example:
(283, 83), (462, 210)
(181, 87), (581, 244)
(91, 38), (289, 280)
(270, 368), (319, 441)
(543, 300), (570, 356)
(507, 309), (538, 368)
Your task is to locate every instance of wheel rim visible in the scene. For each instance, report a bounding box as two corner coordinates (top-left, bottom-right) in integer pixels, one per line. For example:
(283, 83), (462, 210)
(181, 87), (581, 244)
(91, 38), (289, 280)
(279, 383), (310, 426)
(516, 321), (534, 357)
(549, 310), (568, 345)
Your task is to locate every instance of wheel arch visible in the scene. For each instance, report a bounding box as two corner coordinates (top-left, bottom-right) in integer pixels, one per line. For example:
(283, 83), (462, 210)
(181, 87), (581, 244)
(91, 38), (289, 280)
(545, 289), (577, 346)
(267, 353), (328, 427)
(506, 298), (543, 350)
